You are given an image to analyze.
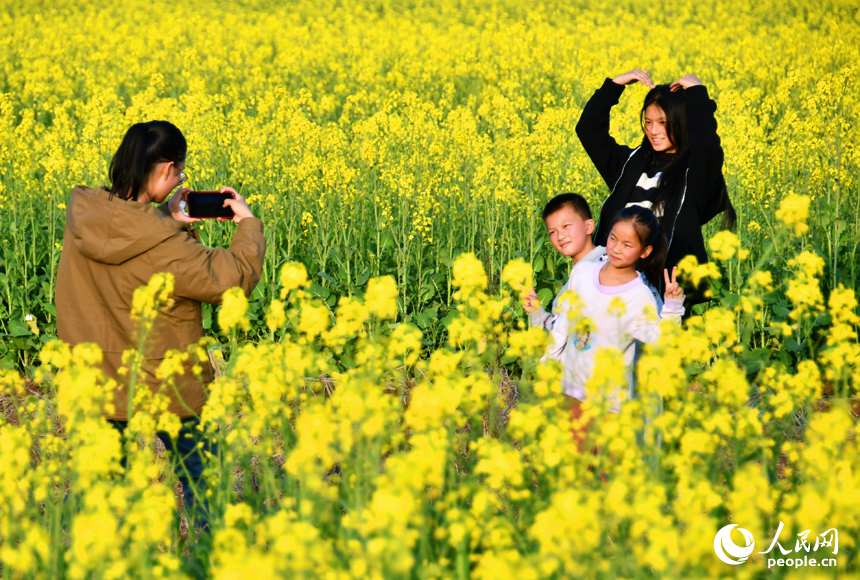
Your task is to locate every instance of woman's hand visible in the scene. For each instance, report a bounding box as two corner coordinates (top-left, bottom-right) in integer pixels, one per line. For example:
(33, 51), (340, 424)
(670, 74), (703, 92)
(219, 187), (255, 224)
(168, 187), (200, 224)
(663, 267), (685, 301)
(612, 68), (655, 89)
(521, 287), (541, 313)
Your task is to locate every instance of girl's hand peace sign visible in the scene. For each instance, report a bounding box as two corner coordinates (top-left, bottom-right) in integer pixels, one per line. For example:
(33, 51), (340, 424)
(611, 68), (656, 89)
(663, 267), (684, 301)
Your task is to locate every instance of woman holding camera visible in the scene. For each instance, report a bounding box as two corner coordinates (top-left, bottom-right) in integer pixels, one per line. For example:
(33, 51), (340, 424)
(56, 120), (265, 524)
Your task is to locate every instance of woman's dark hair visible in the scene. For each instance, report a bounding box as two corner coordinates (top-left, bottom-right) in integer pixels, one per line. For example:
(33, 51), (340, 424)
(639, 85), (689, 228)
(109, 121), (186, 201)
(608, 206), (667, 290)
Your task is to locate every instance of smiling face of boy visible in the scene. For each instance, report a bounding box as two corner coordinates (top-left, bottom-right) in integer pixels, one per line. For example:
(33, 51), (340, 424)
(545, 205), (595, 262)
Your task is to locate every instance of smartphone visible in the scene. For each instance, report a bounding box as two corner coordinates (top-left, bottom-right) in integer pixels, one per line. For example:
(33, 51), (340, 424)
(186, 191), (235, 219)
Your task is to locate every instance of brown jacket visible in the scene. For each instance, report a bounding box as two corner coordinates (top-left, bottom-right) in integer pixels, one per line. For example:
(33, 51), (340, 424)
(56, 186), (265, 420)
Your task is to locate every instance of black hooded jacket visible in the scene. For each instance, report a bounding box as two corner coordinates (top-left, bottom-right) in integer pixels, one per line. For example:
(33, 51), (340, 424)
(575, 78), (733, 301)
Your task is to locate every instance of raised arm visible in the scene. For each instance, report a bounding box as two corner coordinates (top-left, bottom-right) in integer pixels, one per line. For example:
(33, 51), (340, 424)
(671, 74), (732, 224)
(162, 191), (266, 304)
(576, 69), (653, 187)
(672, 74), (720, 149)
(631, 268), (685, 343)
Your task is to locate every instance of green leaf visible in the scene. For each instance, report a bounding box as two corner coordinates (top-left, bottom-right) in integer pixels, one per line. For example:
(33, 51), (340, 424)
(786, 338), (804, 352)
(720, 293), (740, 309)
(684, 362), (705, 375)
(533, 254), (544, 274)
(421, 285), (436, 302)
(441, 310), (460, 327)
(318, 271), (340, 287)
(834, 218), (847, 236)
(772, 305), (791, 318)
(340, 353), (355, 369)
(537, 288), (554, 309)
(414, 312), (429, 329)
(740, 348), (771, 373)
(249, 283), (266, 303)
(12, 337), (36, 349)
(813, 313), (832, 327)
(310, 282), (330, 299)
(9, 320), (32, 337)
(356, 270), (371, 287)
(0, 353), (16, 370)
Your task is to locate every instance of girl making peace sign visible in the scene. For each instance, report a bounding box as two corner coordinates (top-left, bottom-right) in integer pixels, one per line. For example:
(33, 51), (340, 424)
(544, 206), (684, 415)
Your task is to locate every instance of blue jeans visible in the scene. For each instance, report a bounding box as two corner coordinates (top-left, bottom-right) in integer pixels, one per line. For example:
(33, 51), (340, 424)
(109, 416), (214, 528)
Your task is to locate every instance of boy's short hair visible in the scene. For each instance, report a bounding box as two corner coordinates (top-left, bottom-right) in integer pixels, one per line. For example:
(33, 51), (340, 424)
(542, 193), (593, 222)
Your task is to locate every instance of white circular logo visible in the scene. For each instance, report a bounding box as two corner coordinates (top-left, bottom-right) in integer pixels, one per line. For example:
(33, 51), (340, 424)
(714, 524), (755, 565)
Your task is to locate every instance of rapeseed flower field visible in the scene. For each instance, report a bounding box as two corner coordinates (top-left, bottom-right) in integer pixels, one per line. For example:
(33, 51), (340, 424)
(1, 0), (859, 577)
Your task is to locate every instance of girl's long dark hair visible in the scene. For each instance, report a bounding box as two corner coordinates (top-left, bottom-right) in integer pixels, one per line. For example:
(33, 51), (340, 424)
(640, 85), (688, 228)
(109, 121), (186, 201)
(609, 206), (667, 290)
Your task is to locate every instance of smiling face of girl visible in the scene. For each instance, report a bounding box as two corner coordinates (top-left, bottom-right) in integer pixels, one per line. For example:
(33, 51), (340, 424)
(643, 103), (676, 153)
(606, 220), (653, 270)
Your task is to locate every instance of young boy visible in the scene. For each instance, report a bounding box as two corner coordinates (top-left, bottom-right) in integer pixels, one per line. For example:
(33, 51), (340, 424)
(522, 193), (605, 450)
(521, 193), (606, 329)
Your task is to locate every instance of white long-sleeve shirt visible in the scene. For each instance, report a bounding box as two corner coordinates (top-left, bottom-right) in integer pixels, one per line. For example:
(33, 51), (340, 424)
(528, 245), (608, 331)
(529, 245), (665, 333)
(538, 260), (684, 412)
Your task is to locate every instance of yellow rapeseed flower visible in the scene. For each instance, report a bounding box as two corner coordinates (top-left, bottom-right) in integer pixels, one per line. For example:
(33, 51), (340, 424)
(775, 193), (811, 236)
(219, 287), (250, 332)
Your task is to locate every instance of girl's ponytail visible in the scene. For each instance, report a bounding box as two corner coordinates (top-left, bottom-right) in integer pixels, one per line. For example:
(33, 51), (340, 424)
(109, 121), (186, 201)
(608, 206), (667, 290)
(641, 219), (668, 290)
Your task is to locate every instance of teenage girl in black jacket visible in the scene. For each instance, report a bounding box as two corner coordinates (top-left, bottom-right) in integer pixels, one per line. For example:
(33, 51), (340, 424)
(576, 69), (735, 304)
